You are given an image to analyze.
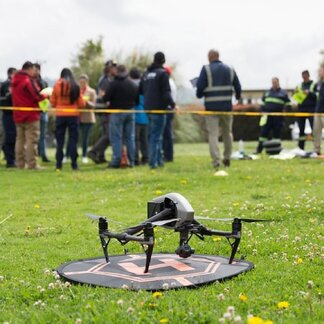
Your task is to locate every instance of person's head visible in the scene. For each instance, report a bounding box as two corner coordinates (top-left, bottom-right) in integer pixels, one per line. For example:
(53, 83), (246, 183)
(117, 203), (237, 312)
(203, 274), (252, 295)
(129, 67), (141, 80)
(79, 74), (89, 89)
(34, 63), (42, 77)
(302, 70), (310, 82)
(272, 77), (280, 89)
(59, 68), (80, 103)
(22, 61), (35, 77)
(319, 66), (324, 80)
(208, 49), (220, 63)
(105, 60), (118, 76)
(153, 51), (166, 65)
(7, 67), (17, 79)
(116, 64), (128, 77)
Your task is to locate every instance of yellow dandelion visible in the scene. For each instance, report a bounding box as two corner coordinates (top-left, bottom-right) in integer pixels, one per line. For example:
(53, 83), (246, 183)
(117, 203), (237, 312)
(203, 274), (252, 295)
(297, 258), (303, 264)
(239, 293), (248, 302)
(264, 321), (274, 324)
(160, 319), (169, 323)
(34, 204), (40, 209)
(180, 179), (188, 185)
(277, 301), (289, 309)
(153, 291), (162, 298)
(232, 202), (240, 207)
(213, 237), (221, 242)
(155, 190), (163, 195)
(248, 316), (263, 324)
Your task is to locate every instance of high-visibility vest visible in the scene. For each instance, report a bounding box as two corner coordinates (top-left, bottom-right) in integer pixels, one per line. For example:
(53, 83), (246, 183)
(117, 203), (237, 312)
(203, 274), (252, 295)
(292, 81), (316, 104)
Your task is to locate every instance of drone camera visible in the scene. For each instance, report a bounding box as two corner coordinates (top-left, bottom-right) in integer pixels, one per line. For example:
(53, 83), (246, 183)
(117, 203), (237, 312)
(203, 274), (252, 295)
(176, 244), (195, 258)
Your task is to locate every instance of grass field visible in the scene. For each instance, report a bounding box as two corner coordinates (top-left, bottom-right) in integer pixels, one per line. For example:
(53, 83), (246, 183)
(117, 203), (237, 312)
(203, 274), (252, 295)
(0, 142), (323, 324)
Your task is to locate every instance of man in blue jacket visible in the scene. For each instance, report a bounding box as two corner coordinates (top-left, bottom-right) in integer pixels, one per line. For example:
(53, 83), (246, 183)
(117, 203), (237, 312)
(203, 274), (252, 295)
(255, 77), (290, 153)
(196, 49), (241, 169)
(140, 52), (175, 169)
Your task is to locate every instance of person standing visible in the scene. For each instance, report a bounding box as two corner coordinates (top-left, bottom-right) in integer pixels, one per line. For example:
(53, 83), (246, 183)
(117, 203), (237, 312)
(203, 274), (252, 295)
(79, 74), (96, 164)
(34, 63), (50, 162)
(11, 62), (47, 169)
(87, 60), (117, 164)
(163, 66), (177, 162)
(50, 68), (85, 170)
(140, 52), (175, 169)
(0, 67), (17, 167)
(255, 77), (290, 153)
(196, 49), (241, 168)
(129, 68), (149, 165)
(293, 70), (317, 150)
(103, 65), (138, 168)
(313, 66), (324, 155)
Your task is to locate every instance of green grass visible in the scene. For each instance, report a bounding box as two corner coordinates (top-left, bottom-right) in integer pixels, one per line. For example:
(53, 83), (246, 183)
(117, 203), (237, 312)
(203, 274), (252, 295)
(0, 142), (323, 324)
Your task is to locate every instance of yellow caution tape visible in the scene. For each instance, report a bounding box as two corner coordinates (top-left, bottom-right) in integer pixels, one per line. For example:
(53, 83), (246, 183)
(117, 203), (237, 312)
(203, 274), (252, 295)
(0, 106), (323, 117)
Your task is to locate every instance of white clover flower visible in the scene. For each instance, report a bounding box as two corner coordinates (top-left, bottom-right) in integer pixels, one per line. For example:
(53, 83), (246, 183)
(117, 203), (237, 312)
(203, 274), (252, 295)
(218, 318), (225, 323)
(0, 276), (5, 281)
(75, 318), (82, 324)
(48, 283), (55, 289)
(223, 312), (232, 320)
(234, 315), (242, 323)
(162, 283), (169, 290)
(218, 293), (225, 301)
(64, 282), (71, 288)
(227, 306), (235, 315)
(44, 269), (51, 276)
(127, 307), (135, 313)
(307, 280), (314, 289)
(121, 284), (129, 290)
(117, 299), (124, 306)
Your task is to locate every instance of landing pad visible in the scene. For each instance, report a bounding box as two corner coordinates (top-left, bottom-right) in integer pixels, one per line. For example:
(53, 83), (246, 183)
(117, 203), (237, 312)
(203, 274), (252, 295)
(57, 254), (253, 291)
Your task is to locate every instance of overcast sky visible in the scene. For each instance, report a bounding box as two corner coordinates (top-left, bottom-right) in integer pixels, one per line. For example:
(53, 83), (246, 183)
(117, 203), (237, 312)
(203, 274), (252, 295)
(0, 0), (323, 88)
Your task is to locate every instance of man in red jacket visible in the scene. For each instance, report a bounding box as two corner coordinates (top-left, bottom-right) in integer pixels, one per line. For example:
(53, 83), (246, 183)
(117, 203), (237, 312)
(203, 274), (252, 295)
(11, 61), (46, 169)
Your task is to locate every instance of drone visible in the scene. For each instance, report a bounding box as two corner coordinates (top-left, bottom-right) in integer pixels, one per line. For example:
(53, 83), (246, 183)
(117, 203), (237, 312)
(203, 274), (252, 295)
(86, 193), (270, 273)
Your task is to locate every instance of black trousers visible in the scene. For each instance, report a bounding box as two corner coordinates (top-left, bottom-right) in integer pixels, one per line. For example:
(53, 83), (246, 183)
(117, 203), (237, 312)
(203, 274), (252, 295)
(2, 113), (16, 165)
(55, 116), (79, 169)
(163, 113), (174, 161)
(135, 123), (148, 164)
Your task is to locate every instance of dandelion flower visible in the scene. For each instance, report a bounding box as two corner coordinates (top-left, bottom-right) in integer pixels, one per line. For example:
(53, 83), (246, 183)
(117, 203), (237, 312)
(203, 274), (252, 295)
(153, 291), (162, 298)
(217, 293), (225, 301)
(127, 307), (135, 313)
(297, 258), (303, 264)
(223, 312), (232, 320)
(227, 306), (235, 315)
(75, 319), (82, 324)
(48, 283), (55, 289)
(180, 179), (187, 185)
(155, 190), (163, 195)
(277, 301), (289, 309)
(213, 237), (221, 242)
(247, 316), (263, 324)
(162, 283), (169, 290)
(160, 318), (169, 323)
(34, 204), (40, 209)
(239, 293), (248, 302)
(234, 315), (242, 323)
(117, 299), (124, 306)
(64, 281), (71, 288)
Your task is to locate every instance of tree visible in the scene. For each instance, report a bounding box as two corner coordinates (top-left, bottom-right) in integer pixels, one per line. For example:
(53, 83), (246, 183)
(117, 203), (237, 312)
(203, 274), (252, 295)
(71, 37), (105, 88)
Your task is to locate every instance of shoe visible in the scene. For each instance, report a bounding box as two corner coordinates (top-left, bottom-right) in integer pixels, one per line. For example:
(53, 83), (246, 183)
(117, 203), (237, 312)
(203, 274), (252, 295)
(97, 157), (108, 164)
(82, 157), (88, 164)
(213, 163), (220, 170)
(87, 151), (100, 164)
(6, 163), (16, 168)
(28, 165), (46, 170)
(72, 166), (79, 171)
(223, 159), (230, 167)
(42, 156), (51, 163)
(62, 157), (69, 164)
(107, 163), (119, 169)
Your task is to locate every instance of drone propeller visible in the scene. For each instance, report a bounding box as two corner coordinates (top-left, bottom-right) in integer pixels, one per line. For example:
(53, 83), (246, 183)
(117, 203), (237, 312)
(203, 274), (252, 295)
(195, 216), (272, 223)
(85, 213), (125, 226)
(86, 213), (105, 221)
(125, 218), (180, 232)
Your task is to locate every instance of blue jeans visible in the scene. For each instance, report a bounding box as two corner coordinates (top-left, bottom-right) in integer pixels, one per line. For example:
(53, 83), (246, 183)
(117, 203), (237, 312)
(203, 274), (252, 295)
(80, 123), (93, 157)
(38, 112), (48, 158)
(149, 114), (166, 168)
(109, 113), (135, 167)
